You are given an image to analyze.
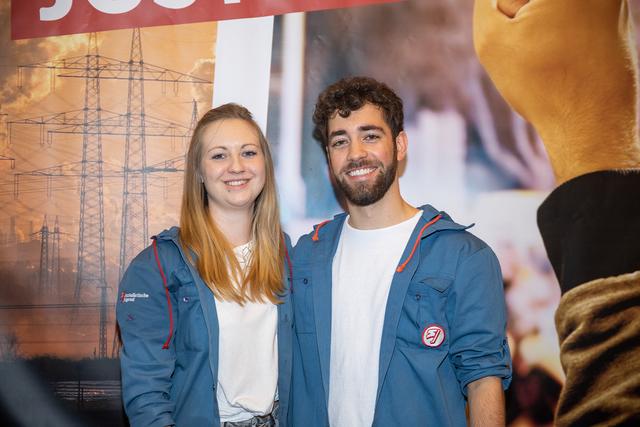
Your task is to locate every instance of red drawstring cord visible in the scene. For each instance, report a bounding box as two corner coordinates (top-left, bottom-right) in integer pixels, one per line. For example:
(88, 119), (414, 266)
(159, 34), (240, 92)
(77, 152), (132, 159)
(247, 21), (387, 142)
(152, 239), (174, 350)
(312, 220), (331, 242)
(396, 214), (442, 273)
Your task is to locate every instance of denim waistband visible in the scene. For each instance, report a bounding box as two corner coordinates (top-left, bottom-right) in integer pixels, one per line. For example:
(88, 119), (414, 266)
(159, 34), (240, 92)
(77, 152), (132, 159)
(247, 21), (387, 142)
(221, 401), (278, 427)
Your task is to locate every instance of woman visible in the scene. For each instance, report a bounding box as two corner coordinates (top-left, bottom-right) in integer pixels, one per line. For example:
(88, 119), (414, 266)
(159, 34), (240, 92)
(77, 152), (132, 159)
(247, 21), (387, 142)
(117, 103), (292, 427)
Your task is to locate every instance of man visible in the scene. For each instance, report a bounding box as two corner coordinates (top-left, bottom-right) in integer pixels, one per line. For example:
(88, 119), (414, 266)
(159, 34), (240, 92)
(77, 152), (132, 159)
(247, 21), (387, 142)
(289, 77), (511, 427)
(474, 0), (640, 425)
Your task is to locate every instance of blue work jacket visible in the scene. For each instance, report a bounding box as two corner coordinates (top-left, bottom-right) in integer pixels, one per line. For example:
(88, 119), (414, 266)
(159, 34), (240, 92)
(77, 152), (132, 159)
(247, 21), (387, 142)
(289, 205), (511, 426)
(117, 227), (293, 427)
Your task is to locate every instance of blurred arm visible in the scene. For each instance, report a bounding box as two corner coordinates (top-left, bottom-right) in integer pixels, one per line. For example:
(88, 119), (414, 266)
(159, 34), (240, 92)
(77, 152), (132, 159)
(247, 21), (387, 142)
(473, 0), (640, 184)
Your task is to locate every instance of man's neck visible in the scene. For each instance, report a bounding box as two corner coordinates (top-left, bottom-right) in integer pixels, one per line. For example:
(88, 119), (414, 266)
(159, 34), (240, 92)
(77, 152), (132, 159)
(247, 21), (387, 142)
(346, 184), (419, 230)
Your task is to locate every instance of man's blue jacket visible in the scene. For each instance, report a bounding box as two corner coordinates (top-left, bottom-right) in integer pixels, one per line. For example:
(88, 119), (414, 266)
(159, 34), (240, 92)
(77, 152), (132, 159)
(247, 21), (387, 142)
(117, 227), (293, 427)
(288, 205), (511, 426)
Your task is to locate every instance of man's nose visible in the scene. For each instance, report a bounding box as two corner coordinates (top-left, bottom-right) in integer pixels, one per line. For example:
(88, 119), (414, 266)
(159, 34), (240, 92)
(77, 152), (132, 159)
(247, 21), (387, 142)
(347, 140), (367, 161)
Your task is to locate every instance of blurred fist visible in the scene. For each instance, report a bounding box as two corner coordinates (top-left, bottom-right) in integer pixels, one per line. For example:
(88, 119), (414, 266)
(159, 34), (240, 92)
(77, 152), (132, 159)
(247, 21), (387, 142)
(474, 0), (640, 183)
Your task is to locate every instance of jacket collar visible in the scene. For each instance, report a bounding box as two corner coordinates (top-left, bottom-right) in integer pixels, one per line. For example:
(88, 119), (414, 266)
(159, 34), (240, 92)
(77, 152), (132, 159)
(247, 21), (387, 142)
(311, 204), (470, 243)
(154, 226), (181, 243)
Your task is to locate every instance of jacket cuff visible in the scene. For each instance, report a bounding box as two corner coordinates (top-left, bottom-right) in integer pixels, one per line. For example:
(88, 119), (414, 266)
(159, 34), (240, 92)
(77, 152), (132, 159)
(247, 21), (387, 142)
(537, 169), (640, 294)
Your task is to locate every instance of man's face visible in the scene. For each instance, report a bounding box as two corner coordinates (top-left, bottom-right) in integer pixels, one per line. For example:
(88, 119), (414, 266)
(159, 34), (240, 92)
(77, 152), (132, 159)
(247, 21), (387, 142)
(326, 103), (400, 206)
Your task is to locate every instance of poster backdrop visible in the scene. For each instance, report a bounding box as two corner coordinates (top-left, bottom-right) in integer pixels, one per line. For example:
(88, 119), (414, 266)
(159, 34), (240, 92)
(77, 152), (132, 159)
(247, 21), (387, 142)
(3, 0), (640, 426)
(1, 2), (216, 423)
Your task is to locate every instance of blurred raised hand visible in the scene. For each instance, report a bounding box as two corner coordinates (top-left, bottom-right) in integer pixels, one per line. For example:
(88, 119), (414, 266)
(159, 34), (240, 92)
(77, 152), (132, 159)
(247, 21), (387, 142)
(473, 0), (640, 184)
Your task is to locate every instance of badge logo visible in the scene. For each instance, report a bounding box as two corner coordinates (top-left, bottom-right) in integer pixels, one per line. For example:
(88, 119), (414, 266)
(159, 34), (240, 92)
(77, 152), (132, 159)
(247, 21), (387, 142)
(422, 325), (445, 348)
(120, 291), (150, 303)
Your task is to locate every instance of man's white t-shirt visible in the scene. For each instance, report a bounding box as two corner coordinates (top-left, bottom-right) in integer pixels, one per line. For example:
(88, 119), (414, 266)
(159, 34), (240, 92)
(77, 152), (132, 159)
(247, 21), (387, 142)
(215, 241), (279, 422)
(328, 211), (421, 427)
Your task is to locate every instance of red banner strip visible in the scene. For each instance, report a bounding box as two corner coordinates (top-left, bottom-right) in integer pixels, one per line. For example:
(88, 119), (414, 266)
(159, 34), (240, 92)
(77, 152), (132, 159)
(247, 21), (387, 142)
(11, 0), (401, 40)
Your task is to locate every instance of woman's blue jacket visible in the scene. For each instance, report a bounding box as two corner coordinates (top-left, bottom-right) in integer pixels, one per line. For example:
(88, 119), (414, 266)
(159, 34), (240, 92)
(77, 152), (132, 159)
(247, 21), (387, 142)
(116, 227), (293, 427)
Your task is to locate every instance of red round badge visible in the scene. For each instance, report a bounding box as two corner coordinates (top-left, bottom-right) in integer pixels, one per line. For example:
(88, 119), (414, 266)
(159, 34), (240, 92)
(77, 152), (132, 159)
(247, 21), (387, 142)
(422, 325), (445, 348)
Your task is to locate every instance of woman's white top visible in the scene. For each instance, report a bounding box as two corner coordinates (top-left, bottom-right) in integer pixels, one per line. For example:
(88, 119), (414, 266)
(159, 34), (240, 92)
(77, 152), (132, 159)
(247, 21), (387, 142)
(215, 241), (279, 422)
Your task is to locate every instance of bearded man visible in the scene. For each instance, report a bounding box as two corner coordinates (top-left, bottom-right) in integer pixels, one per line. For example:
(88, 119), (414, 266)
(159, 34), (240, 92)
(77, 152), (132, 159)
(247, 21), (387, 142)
(289, 76), (511, 427)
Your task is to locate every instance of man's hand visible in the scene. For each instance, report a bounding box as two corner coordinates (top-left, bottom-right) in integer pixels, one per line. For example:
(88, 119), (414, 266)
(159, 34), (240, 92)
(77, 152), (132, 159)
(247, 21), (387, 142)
(467, 376), (505, 426)
(473, 0), (640, 184)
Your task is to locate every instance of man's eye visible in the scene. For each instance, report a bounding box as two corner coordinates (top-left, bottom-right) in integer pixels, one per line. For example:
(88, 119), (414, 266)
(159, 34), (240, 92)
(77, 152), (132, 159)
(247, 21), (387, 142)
(364, 134), (380, 142)
(331, 139), (347, 148)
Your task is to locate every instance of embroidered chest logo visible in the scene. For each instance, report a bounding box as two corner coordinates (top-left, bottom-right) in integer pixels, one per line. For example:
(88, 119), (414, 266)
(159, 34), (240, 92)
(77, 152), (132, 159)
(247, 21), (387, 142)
(422, 325), (445, 348)
(120, 291), (150, 303)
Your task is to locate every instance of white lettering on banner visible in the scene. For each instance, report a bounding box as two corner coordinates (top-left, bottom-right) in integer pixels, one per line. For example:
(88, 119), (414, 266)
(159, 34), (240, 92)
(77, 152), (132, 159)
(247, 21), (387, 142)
(39, 0), (241, 21)
(39, 0), (72, 21)
(154, 0), (197, 9)
(88, 0), (142, 14)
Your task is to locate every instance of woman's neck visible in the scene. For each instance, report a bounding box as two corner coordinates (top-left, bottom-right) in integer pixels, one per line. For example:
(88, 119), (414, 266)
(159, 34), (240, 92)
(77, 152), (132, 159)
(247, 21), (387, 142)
(209, 207), (253, 247)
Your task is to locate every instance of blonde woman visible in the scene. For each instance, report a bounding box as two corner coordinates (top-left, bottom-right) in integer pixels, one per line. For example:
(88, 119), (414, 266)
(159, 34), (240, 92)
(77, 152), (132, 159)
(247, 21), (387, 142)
(117, 103), (292, 427)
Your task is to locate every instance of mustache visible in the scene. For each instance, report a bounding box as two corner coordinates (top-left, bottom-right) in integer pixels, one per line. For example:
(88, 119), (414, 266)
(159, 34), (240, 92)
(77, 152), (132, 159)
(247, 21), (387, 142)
(340, 159), (381, 175)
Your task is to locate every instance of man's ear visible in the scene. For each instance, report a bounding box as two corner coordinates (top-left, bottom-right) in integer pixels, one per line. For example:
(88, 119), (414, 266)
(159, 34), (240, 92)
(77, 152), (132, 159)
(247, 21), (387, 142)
(396, 131), (408, 161)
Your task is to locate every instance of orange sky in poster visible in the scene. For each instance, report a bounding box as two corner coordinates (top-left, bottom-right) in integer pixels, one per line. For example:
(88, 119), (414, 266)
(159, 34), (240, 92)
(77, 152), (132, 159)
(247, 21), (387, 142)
(0, 3), (215, 358)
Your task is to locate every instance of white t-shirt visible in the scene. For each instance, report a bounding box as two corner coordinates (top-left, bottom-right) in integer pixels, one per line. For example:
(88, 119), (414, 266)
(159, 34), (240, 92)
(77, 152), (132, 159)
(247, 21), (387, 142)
(215, 241), (279, 422)
(328, 212), (421, 427)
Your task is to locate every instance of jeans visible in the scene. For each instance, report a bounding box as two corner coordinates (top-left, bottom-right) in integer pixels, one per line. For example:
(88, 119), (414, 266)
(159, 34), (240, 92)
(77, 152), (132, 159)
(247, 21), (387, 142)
(220, 401), (278, 427)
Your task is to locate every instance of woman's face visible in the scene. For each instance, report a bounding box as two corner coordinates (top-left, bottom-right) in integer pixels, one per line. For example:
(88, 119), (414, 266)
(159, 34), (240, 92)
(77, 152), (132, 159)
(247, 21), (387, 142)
(199, 118), (266, 216)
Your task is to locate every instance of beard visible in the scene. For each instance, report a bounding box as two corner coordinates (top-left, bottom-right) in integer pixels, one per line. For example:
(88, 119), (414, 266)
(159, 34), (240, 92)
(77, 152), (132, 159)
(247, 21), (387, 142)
(334, 157), (398, 206)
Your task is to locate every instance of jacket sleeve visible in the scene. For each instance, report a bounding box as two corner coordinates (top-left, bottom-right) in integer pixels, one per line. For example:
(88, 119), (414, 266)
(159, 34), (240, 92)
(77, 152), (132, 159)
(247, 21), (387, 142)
(447, 246), (512, 396)
(116, 244), (178, 427)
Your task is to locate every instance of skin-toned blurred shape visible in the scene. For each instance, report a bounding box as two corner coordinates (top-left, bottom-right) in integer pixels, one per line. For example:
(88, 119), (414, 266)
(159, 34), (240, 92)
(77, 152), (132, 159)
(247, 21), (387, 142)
(473, 1), (640, 425)
(496, 0), (529, 18)
(474, 0), (640, 185)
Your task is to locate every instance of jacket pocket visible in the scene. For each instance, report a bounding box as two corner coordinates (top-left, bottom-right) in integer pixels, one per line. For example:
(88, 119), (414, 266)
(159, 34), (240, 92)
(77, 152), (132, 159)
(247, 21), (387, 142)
(420, 276), (452, 293)
(292, 271), (315, 334)
(398, 276), (453, 350)
(174, 267), (208, 352)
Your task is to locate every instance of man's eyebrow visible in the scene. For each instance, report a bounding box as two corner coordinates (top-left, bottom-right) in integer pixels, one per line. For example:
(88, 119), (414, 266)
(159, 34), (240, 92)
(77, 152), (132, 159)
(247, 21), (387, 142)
(328, 125), (386, 139)
(359, 125), (385, 133)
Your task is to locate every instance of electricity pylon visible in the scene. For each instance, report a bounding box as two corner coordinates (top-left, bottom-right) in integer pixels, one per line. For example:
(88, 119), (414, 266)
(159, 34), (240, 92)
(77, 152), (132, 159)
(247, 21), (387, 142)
(15, 29), (210, 358)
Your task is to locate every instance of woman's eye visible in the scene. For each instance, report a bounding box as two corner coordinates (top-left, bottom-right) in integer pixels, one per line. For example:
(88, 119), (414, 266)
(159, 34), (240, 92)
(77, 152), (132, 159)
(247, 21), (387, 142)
(211, 153), (225, 160)
(242, 150), (258, 157)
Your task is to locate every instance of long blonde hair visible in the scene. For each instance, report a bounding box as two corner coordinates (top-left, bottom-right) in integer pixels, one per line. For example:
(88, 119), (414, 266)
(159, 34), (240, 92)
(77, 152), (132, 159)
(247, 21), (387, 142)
(179, 103), (285, 304)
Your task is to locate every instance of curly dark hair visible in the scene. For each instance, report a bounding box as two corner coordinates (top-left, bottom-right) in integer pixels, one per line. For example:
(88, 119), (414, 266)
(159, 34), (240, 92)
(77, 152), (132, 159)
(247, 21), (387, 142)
(312, 76), (404, 149)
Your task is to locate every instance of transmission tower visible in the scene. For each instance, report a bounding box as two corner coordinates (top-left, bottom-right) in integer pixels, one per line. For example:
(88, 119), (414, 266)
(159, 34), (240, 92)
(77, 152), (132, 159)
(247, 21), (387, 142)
(15, 29), (210, 358)
(9, 108), (186, 147)
(1, 112), (7, 147)
(36, 216), (50, 293)
(119, 29), (149, 281)
(0, 104), (13, 164)
(51, 216), (62, 294)
(13, 33), (109, 357)
(32, 215), (64, 294)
